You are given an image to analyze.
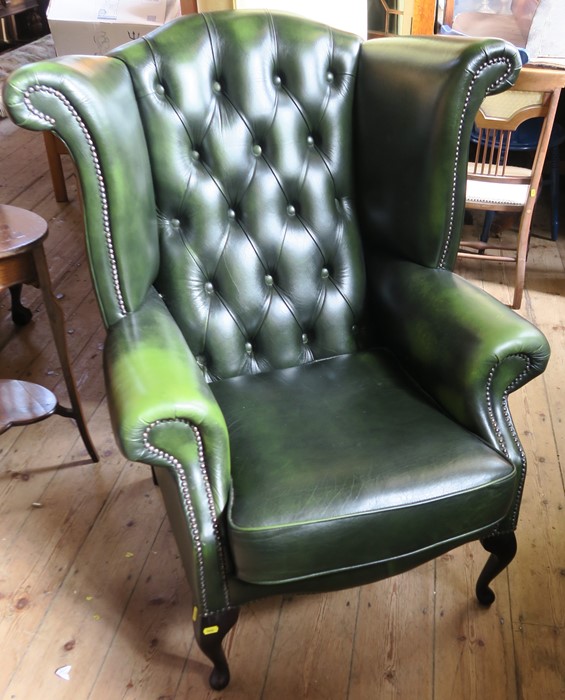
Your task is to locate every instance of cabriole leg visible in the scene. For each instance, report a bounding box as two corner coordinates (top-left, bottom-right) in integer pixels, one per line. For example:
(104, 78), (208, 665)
(476, 531), (517, 606)
(193, 607), (240, 690)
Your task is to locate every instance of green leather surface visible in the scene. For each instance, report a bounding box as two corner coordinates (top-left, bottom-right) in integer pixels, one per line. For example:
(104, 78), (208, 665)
(3, 56), (160, 325)
(367, 257), (550, 530)
(355, 36), (521, 271)
(103, 287), (231, 511)
(212, 351), (516, 584)
(3, 12), (549, 616)
(109, 13), (366, 380)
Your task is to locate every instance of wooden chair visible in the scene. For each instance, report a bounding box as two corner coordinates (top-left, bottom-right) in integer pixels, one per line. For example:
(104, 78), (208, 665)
(458, 66), (563, 309)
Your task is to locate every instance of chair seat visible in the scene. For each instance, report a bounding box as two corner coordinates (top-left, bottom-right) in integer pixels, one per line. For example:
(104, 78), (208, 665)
(211, 351), (516, 586)
(466, 176), (531, 207)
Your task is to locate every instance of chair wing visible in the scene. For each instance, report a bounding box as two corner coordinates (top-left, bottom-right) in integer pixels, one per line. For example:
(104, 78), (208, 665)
(4, 12), (550, 691)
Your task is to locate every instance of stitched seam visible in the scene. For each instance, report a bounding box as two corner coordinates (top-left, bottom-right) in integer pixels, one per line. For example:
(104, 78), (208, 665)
(485, 353), (530, 529)
(142, 418), (230, 613)
(188, 422), (231, 606)
(23, 85), (126, 315)
(439, 57), (514, 268)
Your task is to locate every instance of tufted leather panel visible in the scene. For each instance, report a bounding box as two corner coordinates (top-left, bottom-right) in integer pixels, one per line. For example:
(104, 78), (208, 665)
(111, 13), (365, 381)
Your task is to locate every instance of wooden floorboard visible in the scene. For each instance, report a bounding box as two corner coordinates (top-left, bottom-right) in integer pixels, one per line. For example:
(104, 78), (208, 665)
(0, 117), (564, 699)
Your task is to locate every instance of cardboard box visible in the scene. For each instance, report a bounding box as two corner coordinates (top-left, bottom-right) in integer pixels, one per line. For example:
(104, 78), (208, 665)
(442, 0), (565, 69)
(196, 1), (367, 38)
(47, 0), (181, 55)
(448, 0), (539, 48)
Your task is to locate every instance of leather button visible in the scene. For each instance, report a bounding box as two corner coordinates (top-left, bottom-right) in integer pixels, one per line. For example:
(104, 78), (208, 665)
(307, 135), (315, 147)
(196, 354), (206, 365)
(321, 267), (329, 279)
(227, 208), (236, 220)
(171, 218), (180, 229)
(204, 281), (214, 295)
(192, 150), (200, 161)
(212, 80), (222, 94)
(245, 341), (253, 354)
(252, 144), (262, 157)
(155, 84), (166, 95)
(326, 71), (334, 83)
(287, 204), (296, 217)
(273, 75), (282, 86)
(301, 333), (309, 344)
(265, 274), (274, 287)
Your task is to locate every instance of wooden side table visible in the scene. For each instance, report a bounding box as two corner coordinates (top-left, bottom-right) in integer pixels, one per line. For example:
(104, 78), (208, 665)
(0, 204), (98, 462)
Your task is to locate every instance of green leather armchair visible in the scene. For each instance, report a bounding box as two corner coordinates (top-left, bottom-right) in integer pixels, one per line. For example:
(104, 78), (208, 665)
(5, 11), (550, 690)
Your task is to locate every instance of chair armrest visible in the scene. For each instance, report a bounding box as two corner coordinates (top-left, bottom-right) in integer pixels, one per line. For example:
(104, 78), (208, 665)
(104, 288), (230, 513)
(369, 257), (550, 468)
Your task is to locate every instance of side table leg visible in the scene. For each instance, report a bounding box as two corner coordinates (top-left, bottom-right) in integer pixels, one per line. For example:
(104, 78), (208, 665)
(32, 244), (99, 462)
(9, 284), (33, 326)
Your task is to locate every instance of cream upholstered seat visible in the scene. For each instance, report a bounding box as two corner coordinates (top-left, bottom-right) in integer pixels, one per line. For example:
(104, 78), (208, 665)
(466, 165), (531, 207)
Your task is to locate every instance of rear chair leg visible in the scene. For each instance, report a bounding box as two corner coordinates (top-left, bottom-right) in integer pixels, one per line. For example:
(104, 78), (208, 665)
(193, 607), (240, 690)
(476, 531), (517, 606)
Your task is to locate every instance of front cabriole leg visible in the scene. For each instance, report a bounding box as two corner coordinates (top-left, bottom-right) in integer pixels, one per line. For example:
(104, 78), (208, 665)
(193, 606), (240, 690)
(476, 531), (517, 606)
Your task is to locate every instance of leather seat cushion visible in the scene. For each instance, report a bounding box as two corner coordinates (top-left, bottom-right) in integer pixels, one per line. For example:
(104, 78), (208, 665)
(211, 351), (516, 585)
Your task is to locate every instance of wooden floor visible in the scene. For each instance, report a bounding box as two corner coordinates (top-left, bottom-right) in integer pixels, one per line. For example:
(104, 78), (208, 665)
(0, 116), (564, 700)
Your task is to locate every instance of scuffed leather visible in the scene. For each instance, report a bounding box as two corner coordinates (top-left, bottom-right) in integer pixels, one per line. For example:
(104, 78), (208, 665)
(103, 287), (231, 510)
(103, 287), (232, 613)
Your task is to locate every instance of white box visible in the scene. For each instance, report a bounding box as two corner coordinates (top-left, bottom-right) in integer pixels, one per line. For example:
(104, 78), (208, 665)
(196, 1), (368, 38)
(47, 0), (181, 55)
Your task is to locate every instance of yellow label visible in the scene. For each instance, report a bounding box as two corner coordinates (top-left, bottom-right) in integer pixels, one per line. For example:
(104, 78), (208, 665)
(192, 606), (198, 621)
(203, 625), (219, 636)
(530, 188), (536, 197)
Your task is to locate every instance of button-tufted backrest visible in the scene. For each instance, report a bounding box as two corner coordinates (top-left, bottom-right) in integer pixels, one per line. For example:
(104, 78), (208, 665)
(111, 12), (365, 381)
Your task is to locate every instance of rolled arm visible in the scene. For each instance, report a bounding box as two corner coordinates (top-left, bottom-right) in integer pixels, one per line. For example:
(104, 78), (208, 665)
(369, 258), (550, 470)
(104, 288), (231, 513)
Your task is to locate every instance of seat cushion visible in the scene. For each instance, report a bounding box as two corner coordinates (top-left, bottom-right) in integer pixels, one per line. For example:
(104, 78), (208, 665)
(211, 351), (516, 585)
(466, 164), (531, 207)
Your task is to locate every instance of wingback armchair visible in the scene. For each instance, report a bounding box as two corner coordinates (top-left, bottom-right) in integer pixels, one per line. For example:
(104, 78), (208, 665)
(5, 11), (549, 690)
